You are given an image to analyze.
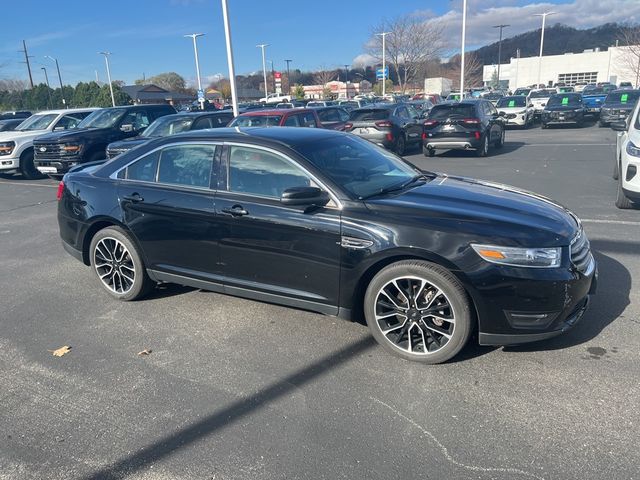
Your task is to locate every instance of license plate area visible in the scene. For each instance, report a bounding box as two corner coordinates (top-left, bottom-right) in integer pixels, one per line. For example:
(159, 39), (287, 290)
(37, 166), (58, 174)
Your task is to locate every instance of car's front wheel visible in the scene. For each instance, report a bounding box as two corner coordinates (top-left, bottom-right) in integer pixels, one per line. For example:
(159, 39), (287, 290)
(364, 260), (473, 364)
(89, 226), (154, 300)
(615, 174), (635, 209)
(19, 149), (45, 180)
(613, 156), (620, 180)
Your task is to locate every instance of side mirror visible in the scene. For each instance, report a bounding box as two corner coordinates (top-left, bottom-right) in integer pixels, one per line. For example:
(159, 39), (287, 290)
(610, 121), (627, 132)
(281, 186), (330, 207)
(120, 124), (134, 133)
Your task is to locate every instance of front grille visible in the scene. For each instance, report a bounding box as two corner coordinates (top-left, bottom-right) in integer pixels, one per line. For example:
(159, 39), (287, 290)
(570, 229), (593, 274)
(506, 113), (517, 119)
(106, 148), (128, 159)
(33, 143), (77, 160)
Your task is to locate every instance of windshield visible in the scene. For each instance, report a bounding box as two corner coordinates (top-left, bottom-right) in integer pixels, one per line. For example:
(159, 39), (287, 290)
(16, 113), (58, 131)
(497, 97), (526, 108)
(291, 134), (420, 199)
(350, 109), (389, 121)
(428, 104), (476, 120)
(547, 95), (582, 106)
(514, 88), (531, 96)
(228, 115), (282, 127)
(483, 93), (503, 100)
(583, 86), (604, 95)
(529, 90), (553, 98)
(143, 116), (194, 137)
(78, 108), (126, 129)
(605, 91), (640, 104)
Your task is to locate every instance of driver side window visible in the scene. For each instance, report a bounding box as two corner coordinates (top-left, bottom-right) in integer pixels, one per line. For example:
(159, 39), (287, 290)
(122, 111), (151, 131)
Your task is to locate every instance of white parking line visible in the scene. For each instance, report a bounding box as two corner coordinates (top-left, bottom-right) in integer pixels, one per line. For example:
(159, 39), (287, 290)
(0, 181), (57, 188)
(582, 219), (640, 226)
(518, 143), (613, 147)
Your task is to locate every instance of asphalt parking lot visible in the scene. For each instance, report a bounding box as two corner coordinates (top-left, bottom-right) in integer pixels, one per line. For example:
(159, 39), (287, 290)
(1, 123), (639, 480)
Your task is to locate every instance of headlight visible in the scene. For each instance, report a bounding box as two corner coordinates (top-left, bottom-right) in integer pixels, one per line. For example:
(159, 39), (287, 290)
(0, 141), (15, 156)
(471, 244), (562, 268)
(62, 143), (81, 154)
(627, 141), (640, 157)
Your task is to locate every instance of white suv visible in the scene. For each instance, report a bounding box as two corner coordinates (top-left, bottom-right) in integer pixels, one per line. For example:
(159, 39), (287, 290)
(0, 108), (98, 179)
(613, 101), (640, 209)
(528, 89), (555, 117)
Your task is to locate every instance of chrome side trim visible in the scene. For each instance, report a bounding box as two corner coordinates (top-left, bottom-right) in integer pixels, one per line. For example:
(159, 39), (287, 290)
(340, 236), (373, 249)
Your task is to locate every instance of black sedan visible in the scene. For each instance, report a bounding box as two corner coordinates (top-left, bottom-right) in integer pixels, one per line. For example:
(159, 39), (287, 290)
(343, 103), (422, 155)
(106, 111), (234, 158)
(599, 89), (640, 127)
(541, 93), (586, 128)
(57, 128), (596, 364)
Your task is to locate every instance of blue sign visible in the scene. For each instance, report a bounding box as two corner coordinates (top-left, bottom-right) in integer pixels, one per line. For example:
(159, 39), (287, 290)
(376, 67), (389, 79)
(197, 89), (205, 101)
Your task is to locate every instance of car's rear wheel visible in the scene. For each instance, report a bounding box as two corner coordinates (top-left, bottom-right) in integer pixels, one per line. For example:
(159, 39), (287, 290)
(19, 149), (45, 180)
(613, 157), (620, 180)
(495, 128), (505, 148)
(476, 135), (489, 157)
(89, 226), (154, 301)
(364, 260), (473, 364)
(423, 145), (435, 157)
(395, 135), (406, 156)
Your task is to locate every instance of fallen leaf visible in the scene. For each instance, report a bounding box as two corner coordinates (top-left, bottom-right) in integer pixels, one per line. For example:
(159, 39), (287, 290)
(137, 349), (152, 356)
(49, 346), (71, 357)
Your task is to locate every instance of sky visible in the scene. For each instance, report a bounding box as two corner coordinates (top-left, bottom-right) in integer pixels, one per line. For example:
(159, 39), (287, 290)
(0, 0), (639, 88)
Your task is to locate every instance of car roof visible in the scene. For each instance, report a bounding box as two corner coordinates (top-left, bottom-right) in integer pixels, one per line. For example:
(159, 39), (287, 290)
(237, 108), (308, 116)
(550, 92), (581, 97)
(34, 108), (99, 115)
(608, 89), (640, 94)
(161, 111), (233, 119)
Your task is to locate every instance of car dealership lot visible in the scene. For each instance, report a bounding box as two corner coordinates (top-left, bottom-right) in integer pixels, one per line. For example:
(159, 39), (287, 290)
(1, 124), (639, 479)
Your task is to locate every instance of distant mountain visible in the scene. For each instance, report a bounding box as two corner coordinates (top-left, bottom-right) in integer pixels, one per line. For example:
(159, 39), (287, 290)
(473, 23), (635, 65)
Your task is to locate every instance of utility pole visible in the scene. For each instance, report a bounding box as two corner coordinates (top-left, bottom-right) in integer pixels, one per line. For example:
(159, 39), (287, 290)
(21, 40), (34, 89)
(184, 33), (205, 110)
(270, 60), (276, 93)
(257, 44), (269, 98)
(221, 0), (239, 116)
(492, 24), (509, 89)
(98, 52), (116, 107)
(285, 59), (292, 93)
(343, 64), (350, 98)
(376, 32), (391, 96)
(460, 0), (468, 96)
(41, 67), (52, 109)
(514, 48), (520, 90)
(45, 56), (66, 108)
(534, 11), (556, 87)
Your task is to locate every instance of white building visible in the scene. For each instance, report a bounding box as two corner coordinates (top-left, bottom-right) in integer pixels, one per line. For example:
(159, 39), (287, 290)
(483, 45), (640, 89)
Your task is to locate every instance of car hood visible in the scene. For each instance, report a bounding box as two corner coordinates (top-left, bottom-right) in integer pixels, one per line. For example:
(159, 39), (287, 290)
(602, 102), (635, 110)
(107, 137), (148, 150)
(544, 105), (583, 112)
(34, 127), (111, 143)
(365, 174), (579, 247)
(497, 106), (527, 113)
(0, 129), (48, 142)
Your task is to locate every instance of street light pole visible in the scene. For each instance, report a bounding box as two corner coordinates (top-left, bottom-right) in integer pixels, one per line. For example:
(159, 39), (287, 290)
(98, 52), (116, 107)
(376, 32), (391, 96)
(534, 12), (555, 87)
(460, 0), (467, 96)
(45, 55), (66, 108)
(185, 33), (205, 110)
(41, 67), (52, 109)
(257, 44), (269, 99)
(343, 64), (349, 98)
(285, 59), (292, 93)
(492, 24), (509, 89)
(221, 0), (239, 116)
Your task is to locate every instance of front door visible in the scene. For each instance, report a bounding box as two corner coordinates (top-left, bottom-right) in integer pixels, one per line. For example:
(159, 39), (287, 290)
(118, 143), (221, 279)
(215, 144), (341, 310)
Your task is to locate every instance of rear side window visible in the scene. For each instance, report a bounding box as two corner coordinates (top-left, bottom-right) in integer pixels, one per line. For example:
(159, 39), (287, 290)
(122, 110), (151, 131)
(428, 105), (476, 120)
(350, 109), (389, 121)
(317, 109), (340, 122)
(157, 144), (215, 188)
(299, 112), (317, 127)
(124, 151), (160, 182)
(212, 114), (233, 126)
(54, 114), (86, 130)
(284, 115), (301, 127)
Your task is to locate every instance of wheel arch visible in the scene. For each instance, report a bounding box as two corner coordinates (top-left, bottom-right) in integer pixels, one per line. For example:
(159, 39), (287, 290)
(81, 217), (139, 266)
(18, 145), (33, 163)
(349, 248), (481, 331)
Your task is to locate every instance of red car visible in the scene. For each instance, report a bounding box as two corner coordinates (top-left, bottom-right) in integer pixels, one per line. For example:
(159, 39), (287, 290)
(228, 108), (321, 128)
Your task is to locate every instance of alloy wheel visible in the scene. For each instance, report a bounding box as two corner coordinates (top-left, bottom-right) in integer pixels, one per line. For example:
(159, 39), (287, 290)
(93, 237), (136, 294)
(374, 276), (455, 355)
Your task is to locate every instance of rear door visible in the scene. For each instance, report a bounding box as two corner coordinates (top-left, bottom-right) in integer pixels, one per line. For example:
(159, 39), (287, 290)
(118, 143), (222, 279)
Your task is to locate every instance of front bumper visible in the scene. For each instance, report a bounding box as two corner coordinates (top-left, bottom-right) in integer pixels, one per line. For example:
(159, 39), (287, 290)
(35, 159), (79, 176)
(0, 156), (19, 172)
(504, 114), (527, 126)
(599, 111), (630, 124)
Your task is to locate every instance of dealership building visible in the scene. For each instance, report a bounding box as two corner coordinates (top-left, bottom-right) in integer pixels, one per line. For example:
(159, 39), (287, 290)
(482, 45), (639, 89)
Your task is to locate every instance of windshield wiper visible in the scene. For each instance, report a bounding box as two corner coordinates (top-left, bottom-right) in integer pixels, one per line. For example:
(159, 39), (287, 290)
(360, 173), (432, 200)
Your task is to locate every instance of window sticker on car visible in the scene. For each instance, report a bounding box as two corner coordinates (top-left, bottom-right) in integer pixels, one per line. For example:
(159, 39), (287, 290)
(561, 97), (569, 105)
(508, 100), (515, 107)
(621, 94), (629, 103)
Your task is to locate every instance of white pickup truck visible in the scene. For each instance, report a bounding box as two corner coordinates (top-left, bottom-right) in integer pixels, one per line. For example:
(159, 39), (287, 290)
(0, 108), (97, 179)
(260, 93), (292, 104)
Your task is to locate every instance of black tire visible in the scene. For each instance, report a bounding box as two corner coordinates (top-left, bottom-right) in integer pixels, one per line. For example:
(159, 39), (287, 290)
(599, 121), (607, 128)
(615, 175), (635, 209)
(19, 149), (45, 180)
(423, 145), (435, 157)
(495, 128), (505, 148)
(89, 226), (154, 301)
(613, 157), (619, 180)
(395, 134), (406, 156)
(364, 260), (473, 364)
(476, 134), (489, 157)
(541, 123), (548, 129)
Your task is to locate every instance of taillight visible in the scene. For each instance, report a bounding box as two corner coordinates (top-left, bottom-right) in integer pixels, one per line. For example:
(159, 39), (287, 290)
(344, 122), (353, 130)
(462, 118), (481, 124)
(421, 132), (426, 140)
(375, 120), (393, 128)
(474, 131), (481, 140)
(386, 133), (394, 142)
(56, 181), (64, 201)
(423, 120), (439, 126)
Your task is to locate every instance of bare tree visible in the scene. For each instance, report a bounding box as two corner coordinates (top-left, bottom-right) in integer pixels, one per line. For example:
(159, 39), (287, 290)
(367, 15), (445, 94)
(314, 68), (337, 99)
(0, 78), (28, 92)
(617, 25), (640, 88)
(445, 53), (484, 90)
